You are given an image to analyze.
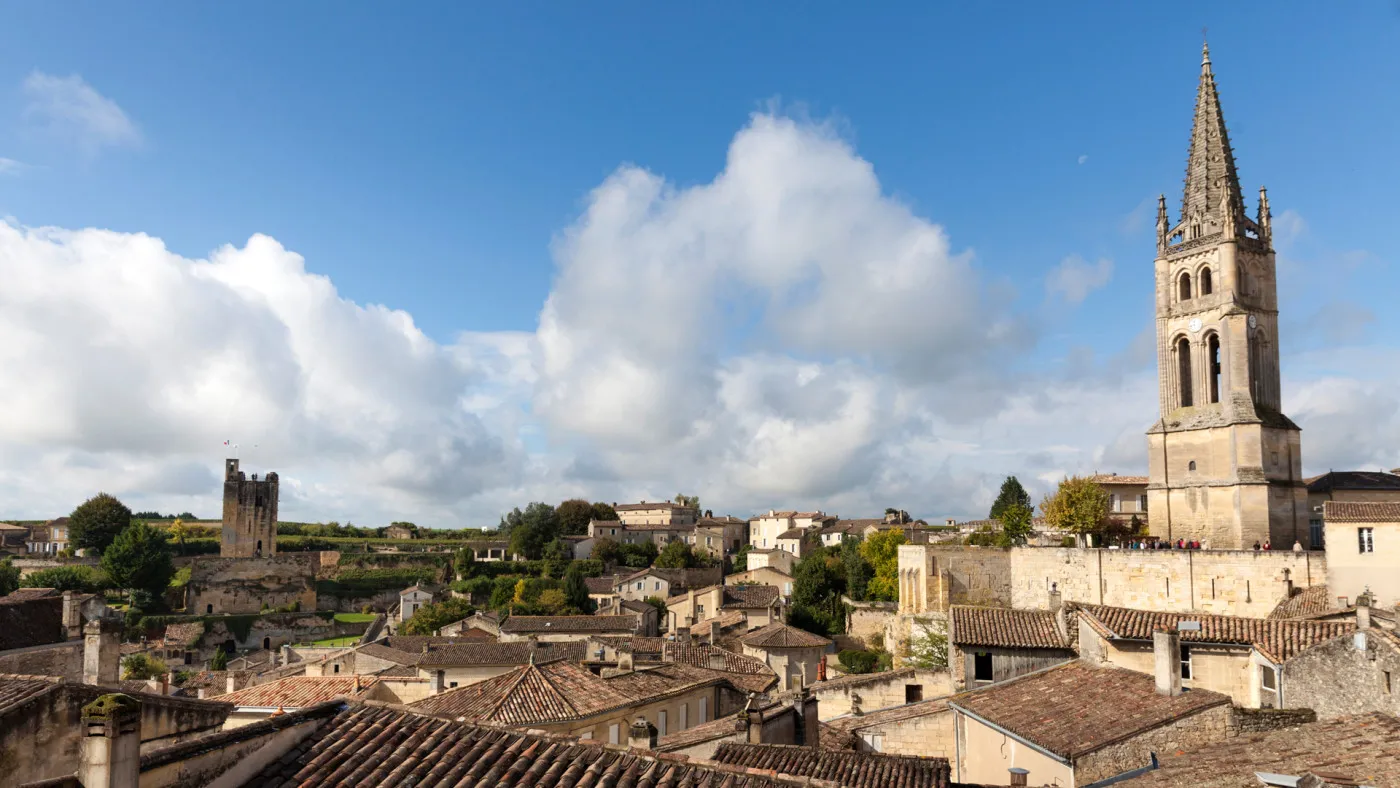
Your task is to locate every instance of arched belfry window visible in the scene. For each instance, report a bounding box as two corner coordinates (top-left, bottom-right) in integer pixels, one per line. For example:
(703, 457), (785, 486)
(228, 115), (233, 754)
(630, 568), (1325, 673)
(1200, 267), (1213, 295)
(1178, 272), (1193, 301)
(1177, 337), (1193, 407)
(1207, 334), (1222, 404)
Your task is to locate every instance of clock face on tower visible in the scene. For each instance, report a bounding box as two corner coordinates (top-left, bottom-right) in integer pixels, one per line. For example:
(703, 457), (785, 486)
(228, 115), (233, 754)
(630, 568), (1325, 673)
(1188, 318), (1203, 333)
(1248, 314), (1258, 329)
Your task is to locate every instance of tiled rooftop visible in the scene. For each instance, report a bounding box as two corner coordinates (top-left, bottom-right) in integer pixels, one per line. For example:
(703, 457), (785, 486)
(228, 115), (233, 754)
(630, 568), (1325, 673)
(738, 622), (831, 649)
(1, 588), (59, 602)
(824, 698), (950, 733)
(950, 661), (1230, 759)
(713, 742), (950, 788)
(216, 675), (379, 708)
(415, 640), (586, 667)
(723, 584), (781, 608)
(1077, 604), (1353, 662)
(1269, 585), (1344, 620)
(499, 615), (640, 634)
(161, 622), (206, 648)
(1323, 500), (1400, 522)
(1088, 473), (1149, 485)
(408, 659), (723, 725)
(1307, 470), (1400, 493)
(242, 702), (811, 787)
(950, 606), (1069, 649)
(0, 674), (63, 714)
(1121, 712), (1400, 787)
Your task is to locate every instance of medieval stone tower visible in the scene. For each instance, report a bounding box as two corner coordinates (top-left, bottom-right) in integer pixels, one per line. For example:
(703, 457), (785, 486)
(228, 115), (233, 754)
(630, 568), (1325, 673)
(221, 458), (279, 558)
(1145, 43), (1309, 550)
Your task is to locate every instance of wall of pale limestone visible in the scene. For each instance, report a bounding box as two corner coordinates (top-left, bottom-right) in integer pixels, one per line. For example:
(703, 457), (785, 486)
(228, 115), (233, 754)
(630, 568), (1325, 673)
(186, 554), (317, 616)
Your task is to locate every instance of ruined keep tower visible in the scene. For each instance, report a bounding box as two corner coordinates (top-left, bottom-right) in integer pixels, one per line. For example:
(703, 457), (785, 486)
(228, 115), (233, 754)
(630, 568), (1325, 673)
(221, 458), (278, 558)
(1145, 44), (1309, 550)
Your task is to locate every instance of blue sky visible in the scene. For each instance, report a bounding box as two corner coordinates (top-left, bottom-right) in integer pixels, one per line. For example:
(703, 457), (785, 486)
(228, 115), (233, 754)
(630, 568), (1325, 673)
(1, 3), (1397, 524)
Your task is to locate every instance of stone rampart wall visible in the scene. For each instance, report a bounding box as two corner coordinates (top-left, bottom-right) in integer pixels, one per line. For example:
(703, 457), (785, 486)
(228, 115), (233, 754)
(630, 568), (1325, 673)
(186, 554), (317, 616)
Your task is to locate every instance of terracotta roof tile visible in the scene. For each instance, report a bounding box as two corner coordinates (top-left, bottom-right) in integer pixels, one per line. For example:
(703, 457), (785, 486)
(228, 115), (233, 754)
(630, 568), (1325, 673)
(217, 676), (379, 708)
(950, 606), (1069, 649)
(824, 698), (950, 734)
(1088, 474), (1149, 485)
(415, 641), (585, 667)
(1077, 604), (1352, 662)
(950, 662), (1230, 759)
(0, 674), (63, 714)
(161, 622), (206, 648)
(723, 585), (781, 608)
(713, 742), (950, 788)
(242, 702), (806, 787)
(1, 588), (59, 602)
(1123, 712), (1400, 787)
(738, 623), (831, 649)
(408, 660), (724, 725)
(499, 615), (640, 634)
(1269, 585), (1343, 620)
(656, 709), (750, 750)
(1323, 501), (1400, 522)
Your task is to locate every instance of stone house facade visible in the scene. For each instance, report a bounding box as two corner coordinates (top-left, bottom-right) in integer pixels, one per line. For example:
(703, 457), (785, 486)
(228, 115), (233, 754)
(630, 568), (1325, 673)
(739, 623), (830, 692)
(614, 501), (699, 526)
(1322, 501), (1400, 610)
(1305, 470), (1400, 549)
(1281, 623), (1400, 720)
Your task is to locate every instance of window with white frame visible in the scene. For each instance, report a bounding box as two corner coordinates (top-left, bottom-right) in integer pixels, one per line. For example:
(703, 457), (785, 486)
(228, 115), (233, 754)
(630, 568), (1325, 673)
(1139, 494), (1149, 511)
(1180, 645), (1193, 680)
(1359, 527), (1375, 553)
(1260, 664), (1278, 708)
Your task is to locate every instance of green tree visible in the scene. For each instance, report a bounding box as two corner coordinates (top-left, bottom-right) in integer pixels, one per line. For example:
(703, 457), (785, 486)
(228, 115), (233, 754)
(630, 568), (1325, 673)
(840, 539), (873, 601)
(508, 503), (559, 560)
(902, 617), (949, 669)
(122, 653), (168, 680)
(556, 499), (595, 535)
(497, 507), (525, 535)
(563, 562), (591, 613)
(402, 597), (475, 635)
(1040, 475), (1111, 546)
(643, 595), (668, 621)
(210, 646), (228, 671)
(790, 547), (847, 637)
(69, 492), (133, 553)
(989, 476), (1033, 521)
(0, 558), (19, 597)
(536, 588), (568, 615)
(655, 540), (698, 569)
(590, 502), (619, 521)
(859, 529), (907, 601)
(591, 537), (622, 566)
(542, 538), (572, 563)
(620, 542), (658, 568)
(997, 501), (1035, 545)
(730, 543), (751, 573)
(454, 546), (476, 579)
(674, 494), (700, 510)
(101, 521), (175, 602)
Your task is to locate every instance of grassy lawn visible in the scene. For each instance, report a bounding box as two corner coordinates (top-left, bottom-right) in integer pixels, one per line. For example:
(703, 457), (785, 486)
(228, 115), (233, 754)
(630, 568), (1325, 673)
(333, 613), (378, 623)
(309, 635), (361, 647)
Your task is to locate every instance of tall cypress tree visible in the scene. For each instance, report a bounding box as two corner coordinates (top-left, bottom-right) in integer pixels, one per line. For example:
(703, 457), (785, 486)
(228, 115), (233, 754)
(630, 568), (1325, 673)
(989, 476), (1032, 521)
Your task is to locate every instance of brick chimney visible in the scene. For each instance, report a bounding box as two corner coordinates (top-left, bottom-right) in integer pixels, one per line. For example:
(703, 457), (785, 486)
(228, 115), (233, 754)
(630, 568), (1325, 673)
(1048, 582), (1062, 612)
(83, 619), (120, 686)
(627, 716), (657, 750)
(79, 694), (141, 788)
(1357, 591), (1372, 630)
(618, 650), (634, 673)
(430, 670), (444, 694)
(226, 675), (237, 694)
(63, 590), (83, 639)
(281, 644), (293, 665)
(707, 651), (727, 671)
(1153, 627), (1182, 697)
(1008, 767), (1029, 787)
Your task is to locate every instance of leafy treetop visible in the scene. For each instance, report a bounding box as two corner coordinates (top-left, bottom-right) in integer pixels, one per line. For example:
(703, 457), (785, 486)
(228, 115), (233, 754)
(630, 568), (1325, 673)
(989, 476), (1033, 521)
(69, 493), (132, 553)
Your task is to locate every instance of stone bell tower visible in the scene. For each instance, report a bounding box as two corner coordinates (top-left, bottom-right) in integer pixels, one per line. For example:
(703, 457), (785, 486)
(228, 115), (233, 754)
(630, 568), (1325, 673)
(1145, 43), (1309, 550)
(220, 458), (279, 558)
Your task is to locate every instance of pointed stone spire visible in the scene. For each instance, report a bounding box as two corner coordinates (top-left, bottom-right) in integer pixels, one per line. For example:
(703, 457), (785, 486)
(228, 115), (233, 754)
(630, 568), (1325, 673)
(1156, 194), (1169, 252)
(1258, 186), (1272, 244)
(1181, 40), (1245, 238)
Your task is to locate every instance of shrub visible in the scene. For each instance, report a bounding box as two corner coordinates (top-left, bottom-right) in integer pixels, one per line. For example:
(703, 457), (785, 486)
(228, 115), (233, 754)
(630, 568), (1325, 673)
(22, 565), (113, 593)
(122, 653), (168, 680)
(838, 649), (879, 675)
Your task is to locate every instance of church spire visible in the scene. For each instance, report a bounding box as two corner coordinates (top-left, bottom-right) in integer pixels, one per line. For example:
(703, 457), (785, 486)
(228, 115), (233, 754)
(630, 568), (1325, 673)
(1181, 39), (1245, 237)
